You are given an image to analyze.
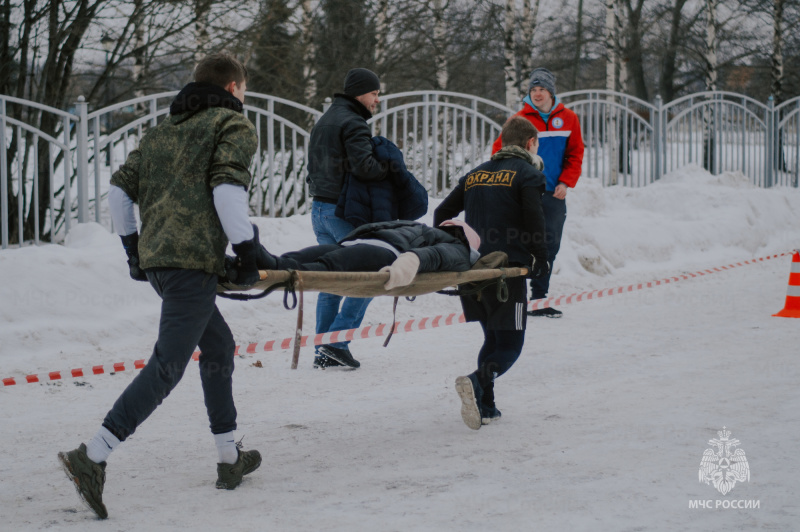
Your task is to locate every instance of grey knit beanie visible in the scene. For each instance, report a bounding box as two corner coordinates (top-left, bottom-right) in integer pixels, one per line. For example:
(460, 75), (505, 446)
(528, 68), (556, 99)
(343, 68), (381, 97)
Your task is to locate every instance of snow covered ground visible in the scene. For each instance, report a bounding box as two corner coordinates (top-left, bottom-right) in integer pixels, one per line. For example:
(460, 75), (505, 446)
(1, 165), (798, 531)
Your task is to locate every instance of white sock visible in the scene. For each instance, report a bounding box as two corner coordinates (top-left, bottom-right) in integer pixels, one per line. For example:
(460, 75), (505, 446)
(85, 426), (121, 464)
(214, 431), (238, 464)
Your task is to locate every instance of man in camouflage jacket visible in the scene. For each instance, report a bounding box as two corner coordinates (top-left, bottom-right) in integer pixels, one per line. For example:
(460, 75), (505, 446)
(58, 54), (263, 520)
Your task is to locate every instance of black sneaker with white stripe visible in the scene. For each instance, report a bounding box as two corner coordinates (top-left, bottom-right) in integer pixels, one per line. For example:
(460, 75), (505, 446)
(527, 306), (563, 318)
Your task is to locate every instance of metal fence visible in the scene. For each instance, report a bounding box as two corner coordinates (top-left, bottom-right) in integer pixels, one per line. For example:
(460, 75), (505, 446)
(2, 89), (798, 249)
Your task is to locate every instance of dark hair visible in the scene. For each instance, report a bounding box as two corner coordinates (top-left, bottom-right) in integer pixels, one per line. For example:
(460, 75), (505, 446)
(501, 116), (538, 149)
(194, 53), (248, 88)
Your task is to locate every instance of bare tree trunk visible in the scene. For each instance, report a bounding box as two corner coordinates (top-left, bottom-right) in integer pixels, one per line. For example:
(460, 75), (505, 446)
(703, 0), (717, 173)
(433, 0), (448, 90)
(605, 0), (619, 185)
(133, 0), (145, 97)
(660, 0), (688, 103)
(519, 0), (539, 79)
(704, 0), (717, 91)
(132, 0), (146, 114)
(300, 0), (317, 108)
(503, 0), (519, 109)
(374, 0), (389, 78)
(615, 0), (627, 94)
(621, 0), (647, 100)
(773, 0), (786, 171)
(194, 0), (212, 64)
(572, 0), (584, 89)
(772, 0), (784, 104)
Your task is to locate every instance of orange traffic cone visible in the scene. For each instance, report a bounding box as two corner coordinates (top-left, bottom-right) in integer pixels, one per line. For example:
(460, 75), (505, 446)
(773, 250), (800, 318)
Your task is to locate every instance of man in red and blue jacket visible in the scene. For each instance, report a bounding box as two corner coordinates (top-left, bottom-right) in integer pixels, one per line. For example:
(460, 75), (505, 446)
(492, 67), (584, 318)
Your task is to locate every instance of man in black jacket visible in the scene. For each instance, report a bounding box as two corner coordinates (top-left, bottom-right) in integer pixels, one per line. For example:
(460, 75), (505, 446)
(306, 68), (389, 369)
(434, 116), (549, 430)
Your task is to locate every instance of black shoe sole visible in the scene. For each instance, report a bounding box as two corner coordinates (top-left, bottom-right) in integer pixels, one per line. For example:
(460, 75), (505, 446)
(313, 355), (343, 369)
(526, 310), (563, 318)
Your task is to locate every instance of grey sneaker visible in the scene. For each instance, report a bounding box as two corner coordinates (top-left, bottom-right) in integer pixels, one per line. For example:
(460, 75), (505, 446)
(455, 374), (483, 430)
(58, 443), (108, 519)
(216, 447), (262, 490)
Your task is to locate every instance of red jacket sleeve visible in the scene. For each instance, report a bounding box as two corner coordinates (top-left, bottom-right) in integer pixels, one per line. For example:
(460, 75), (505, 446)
(557, 110), (584, 188)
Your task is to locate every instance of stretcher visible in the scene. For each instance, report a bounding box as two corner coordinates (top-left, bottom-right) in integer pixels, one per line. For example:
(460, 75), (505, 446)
(217, 252), (528, 368)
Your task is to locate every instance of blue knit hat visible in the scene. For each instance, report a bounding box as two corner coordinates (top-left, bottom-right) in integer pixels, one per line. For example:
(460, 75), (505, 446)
(528, 68), (556, 99)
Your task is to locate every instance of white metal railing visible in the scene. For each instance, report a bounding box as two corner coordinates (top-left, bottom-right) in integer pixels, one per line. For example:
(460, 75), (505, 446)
(1, 90), (798, 248)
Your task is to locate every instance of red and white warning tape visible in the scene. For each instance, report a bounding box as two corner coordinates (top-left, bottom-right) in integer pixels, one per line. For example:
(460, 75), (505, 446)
(2, 360), (147, 387)
(529, 252), (791, 310)
(237, 312), (465, 355)
(2, 251), (790, 387)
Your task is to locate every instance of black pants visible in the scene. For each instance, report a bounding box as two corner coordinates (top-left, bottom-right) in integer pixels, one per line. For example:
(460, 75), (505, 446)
(461, 276), (527, 390)
(277, 243), (398, 272)
(530, 191), (567, 299)
(476, 323), (525, 383)
(102, 269), (237, 441)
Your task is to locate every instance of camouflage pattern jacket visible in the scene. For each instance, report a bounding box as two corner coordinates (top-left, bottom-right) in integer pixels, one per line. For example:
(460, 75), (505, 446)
(111, 83), (257, 276)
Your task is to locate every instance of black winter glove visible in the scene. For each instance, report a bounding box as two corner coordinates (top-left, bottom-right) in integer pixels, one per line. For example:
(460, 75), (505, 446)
(120, 233), (148, 282)
(529, 256), (550, 280)
(252, 225), (277, 270)
(231, 229), (261, 287)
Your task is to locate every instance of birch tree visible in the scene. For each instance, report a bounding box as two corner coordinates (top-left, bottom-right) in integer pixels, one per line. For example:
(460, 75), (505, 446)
(300, 0), (317, 107)
(193, 0), (213, 63)
(572, 0), (584, 89)
(772, 0), (786, 170)
(374, 0), (389, 79)
(432, 0), (448, 90)
(703, 0), (718, 172)
(772, 0), (785, 103)
(519, 0), (539, 81)
(503, 0), (519, 109)
(704, 0), (718, 91)
(605, 0), (620, 184)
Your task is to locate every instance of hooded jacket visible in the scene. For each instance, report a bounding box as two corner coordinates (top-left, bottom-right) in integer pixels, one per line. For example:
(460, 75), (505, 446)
(306, 95), (388, 201)
(110, 82), (257, 276)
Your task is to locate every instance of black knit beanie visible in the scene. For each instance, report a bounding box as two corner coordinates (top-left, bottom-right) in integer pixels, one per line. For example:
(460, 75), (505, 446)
(343, 68), (381, 97)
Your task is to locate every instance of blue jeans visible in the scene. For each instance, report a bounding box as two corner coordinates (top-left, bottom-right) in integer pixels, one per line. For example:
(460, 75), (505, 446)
(311, 201), (372, 350)
(530, 192), (567, 300)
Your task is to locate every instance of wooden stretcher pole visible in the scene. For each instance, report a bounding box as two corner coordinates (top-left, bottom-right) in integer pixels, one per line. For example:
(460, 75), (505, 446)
(290, 273), (304, 369)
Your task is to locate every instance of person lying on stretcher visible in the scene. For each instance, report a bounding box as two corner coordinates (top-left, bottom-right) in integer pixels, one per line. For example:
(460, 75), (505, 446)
(226, 219), (481, 290)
